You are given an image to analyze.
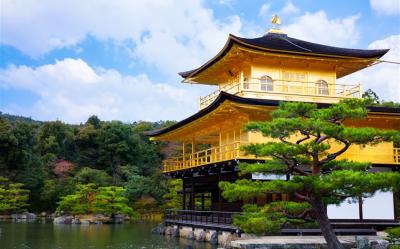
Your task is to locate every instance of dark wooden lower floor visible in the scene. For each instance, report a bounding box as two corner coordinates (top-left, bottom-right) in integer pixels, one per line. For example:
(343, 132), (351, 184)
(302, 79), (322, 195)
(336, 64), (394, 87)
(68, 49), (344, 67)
(164, 209), (400, 235)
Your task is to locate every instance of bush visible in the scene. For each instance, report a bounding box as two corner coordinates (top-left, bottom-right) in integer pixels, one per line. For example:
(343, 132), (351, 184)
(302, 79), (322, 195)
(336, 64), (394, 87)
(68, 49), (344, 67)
(385, 227), (400, 244)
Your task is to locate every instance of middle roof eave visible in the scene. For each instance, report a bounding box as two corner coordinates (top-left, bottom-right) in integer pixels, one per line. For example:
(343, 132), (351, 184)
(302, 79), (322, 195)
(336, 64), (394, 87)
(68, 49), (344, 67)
(145, 92), (400, 138)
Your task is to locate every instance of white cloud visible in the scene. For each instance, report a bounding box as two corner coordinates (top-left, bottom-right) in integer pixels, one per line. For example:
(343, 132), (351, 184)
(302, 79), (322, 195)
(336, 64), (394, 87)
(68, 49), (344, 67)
(0, 58), (210, 123)
(282, 11), (360, 47)
(1, 0), (242, 75)
(259, 3), (271, 18)
(370, 0), (400, 15)
(280, 1), (300, 15)
(339, 35), (400, 102)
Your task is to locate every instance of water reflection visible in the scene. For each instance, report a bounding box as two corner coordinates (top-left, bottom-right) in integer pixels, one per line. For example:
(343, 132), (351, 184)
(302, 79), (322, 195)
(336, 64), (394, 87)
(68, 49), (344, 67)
(0, 221), (217, 249)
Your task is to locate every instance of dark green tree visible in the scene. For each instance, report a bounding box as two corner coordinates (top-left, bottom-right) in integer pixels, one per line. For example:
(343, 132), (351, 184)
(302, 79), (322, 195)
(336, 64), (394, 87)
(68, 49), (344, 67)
(220, 99), (400, 249)
(362, 88), (380, 104)
(37, 121), (75, 159)
(75, 118), (101, 168)
(97, 121), (140, 183)
(74, 167), (113, 186)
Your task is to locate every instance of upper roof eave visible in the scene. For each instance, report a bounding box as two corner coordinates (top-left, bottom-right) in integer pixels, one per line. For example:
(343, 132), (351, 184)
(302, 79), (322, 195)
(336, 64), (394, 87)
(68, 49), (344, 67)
(178, 33), (389, 80)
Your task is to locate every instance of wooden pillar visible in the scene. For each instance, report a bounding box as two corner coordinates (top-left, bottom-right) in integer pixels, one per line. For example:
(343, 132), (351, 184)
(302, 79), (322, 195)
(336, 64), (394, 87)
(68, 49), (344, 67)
(219, 129), (222, 161)
(182, 142), (186, 167)
(393, 191), (398, 220)
(201, 193), (205, 211)
(191, 180), (195, 210)
(218, 174), (222, 211)
(182, 180), (186, 210)
(239, 71), (244, 92)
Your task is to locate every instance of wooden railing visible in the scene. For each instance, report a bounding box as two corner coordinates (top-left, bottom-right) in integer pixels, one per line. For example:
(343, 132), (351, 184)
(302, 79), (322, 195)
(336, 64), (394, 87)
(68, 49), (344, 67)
(164, 209), (240, 226)
(394, 148), (400, 164)
(163, 141), (251, 173)
(199, 78), (361, 109)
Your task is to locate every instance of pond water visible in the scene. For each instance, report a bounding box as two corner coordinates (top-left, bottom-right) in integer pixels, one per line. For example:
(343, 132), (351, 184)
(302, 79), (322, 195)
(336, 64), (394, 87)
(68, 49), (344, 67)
(0, 220), (217, 249)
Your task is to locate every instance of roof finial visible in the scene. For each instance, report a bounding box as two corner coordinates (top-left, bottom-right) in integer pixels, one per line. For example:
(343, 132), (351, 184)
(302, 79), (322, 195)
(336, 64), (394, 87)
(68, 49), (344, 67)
(267, 14), (284, 35)
(271, 14), (281, 26)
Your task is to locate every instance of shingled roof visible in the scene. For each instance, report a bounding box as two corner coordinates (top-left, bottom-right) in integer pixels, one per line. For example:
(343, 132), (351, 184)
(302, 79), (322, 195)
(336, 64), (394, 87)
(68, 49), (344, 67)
(145, 92), (399, 138)
(179, 33), (389, 79)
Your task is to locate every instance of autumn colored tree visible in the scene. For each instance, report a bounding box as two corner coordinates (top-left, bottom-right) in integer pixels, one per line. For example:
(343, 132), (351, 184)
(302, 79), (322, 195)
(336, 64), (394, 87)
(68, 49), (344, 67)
(220, 99), (400, 249)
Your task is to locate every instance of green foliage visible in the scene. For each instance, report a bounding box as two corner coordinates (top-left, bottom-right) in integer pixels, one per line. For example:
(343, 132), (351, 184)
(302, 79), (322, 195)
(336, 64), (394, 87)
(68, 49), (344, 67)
(0, 113), (168, 212)
(0, 177), (30, 214)
(93, 186), (136, 218)
(220, 99), (400, 240)
(385, 227), (400, 244)
(40, 178), (76, 211)
(161, 179), (182, 210)
(125, 173), (168, 203)
(234, 202), (312, 235)
(56, 184), (97, 215)
(362, 89), (400, 108)
(74, 167), (113, 186)
(56, 184), (137, 218)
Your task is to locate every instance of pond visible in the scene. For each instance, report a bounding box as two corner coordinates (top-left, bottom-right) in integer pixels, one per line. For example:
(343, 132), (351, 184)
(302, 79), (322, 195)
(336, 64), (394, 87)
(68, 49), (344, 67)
(0, 220), (217, 249)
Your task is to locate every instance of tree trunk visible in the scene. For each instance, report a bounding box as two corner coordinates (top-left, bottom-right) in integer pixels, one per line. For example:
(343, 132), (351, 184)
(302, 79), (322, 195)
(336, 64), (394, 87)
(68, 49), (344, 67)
(310, 197), (345, 249)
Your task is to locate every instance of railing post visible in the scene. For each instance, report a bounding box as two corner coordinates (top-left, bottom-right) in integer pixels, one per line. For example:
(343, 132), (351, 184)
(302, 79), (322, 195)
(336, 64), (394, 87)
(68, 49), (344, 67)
(239, 71), (244, 93)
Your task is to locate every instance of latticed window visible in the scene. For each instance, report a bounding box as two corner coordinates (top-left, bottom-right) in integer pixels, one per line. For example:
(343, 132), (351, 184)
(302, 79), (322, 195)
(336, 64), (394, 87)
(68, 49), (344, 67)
(260, 75), (273, 91)
(316, 80), (329, 95)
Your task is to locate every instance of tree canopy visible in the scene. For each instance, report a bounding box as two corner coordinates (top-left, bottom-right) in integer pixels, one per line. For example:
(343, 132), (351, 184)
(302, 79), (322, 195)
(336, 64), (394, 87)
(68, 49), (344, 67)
(0, 113), (174, 214)
(220, 99), (400, 249)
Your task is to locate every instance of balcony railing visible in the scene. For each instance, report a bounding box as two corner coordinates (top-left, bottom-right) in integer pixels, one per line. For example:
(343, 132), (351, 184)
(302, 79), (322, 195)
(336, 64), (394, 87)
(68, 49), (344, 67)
(199, 78), (361, 109)
(163, 141), (259, 173)
(164, 209), (240, 227)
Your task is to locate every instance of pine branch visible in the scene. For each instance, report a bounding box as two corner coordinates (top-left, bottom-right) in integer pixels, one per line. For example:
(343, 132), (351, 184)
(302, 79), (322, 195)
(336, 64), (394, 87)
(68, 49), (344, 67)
(319, 139), (350, 165)
(294, 192), (311, 202)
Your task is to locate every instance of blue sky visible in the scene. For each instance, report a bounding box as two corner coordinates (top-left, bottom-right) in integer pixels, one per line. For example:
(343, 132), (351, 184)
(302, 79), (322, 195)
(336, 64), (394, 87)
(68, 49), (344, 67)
(0, 0), (399, 123)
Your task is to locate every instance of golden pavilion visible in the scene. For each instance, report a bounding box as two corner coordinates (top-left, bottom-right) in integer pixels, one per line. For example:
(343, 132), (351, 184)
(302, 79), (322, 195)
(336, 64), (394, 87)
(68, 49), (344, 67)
(147, 18), (399, 230)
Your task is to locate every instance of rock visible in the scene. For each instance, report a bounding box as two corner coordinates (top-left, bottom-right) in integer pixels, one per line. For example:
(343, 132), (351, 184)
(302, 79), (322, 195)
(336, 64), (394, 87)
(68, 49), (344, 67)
(210, 232), (218, 245)
(151, 223), (165, 234)
(172, 227), (179, 237)
(25, 212), (36, 219)
(196, 230), (206, 241)
(113, 214), (124, 224)
(371, 240), (389, 249)
(53, 216), (63, 224)
(183, 245), (194, 249)
(223, 233), (236, 249)
(356, 236), (371, 249)
(164, 226), (172, 236)
(53, 215), (73, 224)
(71, 218), (81, 224)
(187, 230), (194, 240)
(81, 220), (90, 225)
(94, 220), (102, 225)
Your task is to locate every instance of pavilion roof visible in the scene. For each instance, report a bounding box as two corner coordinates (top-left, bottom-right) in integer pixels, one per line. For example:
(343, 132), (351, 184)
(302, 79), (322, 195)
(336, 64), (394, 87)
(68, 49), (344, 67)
(179, 33), (389, 80)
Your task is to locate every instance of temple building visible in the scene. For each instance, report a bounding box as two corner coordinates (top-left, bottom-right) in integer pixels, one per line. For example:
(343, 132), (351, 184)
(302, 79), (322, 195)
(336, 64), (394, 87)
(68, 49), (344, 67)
(147, 18), (400, 232)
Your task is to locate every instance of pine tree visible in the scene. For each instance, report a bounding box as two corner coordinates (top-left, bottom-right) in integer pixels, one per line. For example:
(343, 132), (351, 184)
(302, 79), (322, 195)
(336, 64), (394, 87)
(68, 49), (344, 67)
(220, 99), (400, 249)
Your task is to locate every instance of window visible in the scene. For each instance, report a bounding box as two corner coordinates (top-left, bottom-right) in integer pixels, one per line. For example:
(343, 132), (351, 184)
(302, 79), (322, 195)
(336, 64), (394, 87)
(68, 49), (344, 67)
(260, 75), (273, 91)
(316, 80), (329, 95)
